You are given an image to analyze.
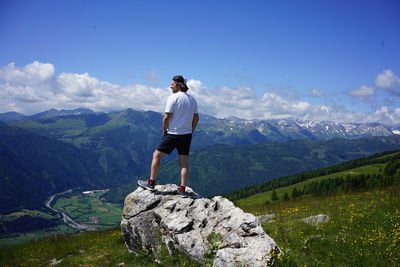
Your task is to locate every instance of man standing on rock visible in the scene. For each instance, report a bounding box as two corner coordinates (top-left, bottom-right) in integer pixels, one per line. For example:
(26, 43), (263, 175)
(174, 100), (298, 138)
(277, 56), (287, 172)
(138, 75), (199, 195)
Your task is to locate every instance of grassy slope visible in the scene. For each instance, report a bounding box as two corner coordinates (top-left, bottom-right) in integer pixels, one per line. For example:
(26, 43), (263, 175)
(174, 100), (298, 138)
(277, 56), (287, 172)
(236, 163), (385, 207)
(158, 137), (400, 197)
(1, 153), (399, 266)
(0, 228), (198, 267)
(234, 153), (400, 266)
(1, 187), (398, 266)
(238, 186), (400, 266)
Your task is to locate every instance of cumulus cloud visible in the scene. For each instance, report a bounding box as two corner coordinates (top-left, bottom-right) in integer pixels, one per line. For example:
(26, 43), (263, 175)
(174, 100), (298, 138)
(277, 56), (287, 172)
(0, 61), (170, 114)
(1, 61), (400, 126)
(375, 69), (400, 96)
(0, 61), (55, 84)
(365, 106), (400, 126)
(188, 81), (365, 123)
(348, 70), (400, 105)
(0, 62), (56, 106)
(347, 85), (375, 101)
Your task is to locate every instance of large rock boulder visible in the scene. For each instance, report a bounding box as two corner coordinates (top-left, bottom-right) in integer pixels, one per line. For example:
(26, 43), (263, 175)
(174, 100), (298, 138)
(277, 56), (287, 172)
(121, 184), (282, 266)
(301, 214), (330, 226)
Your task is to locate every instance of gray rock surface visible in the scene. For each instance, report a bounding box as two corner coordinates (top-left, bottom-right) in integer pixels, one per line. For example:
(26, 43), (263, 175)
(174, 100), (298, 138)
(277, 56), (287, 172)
(121, 184), (282, 266)
(301, 214), (330, 225)
(257, 214), (276, 224)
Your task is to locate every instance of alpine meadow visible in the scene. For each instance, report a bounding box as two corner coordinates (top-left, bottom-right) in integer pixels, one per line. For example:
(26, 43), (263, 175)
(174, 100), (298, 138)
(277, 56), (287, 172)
(1, 1), (400, 265)
(0, 108), (400, 266)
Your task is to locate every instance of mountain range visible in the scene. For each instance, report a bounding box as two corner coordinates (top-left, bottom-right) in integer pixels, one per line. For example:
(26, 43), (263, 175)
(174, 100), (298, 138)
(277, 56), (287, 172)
(130, 136), (400, 197)
(1, 108), (399, 143)
(0, 122), (107, 214)
(0, 108), (97, 122)
(199, 115), (399, 143)
(1, 107), (400, 211)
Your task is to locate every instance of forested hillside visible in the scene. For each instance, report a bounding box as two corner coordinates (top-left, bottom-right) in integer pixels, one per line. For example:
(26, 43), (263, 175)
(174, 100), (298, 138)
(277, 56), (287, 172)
(0, 122), (107, 213)
(104, 136), (400, 202)
(2, 108), (400, 212)
(156, 137), (400, 197)
(225, 149), (400, 201)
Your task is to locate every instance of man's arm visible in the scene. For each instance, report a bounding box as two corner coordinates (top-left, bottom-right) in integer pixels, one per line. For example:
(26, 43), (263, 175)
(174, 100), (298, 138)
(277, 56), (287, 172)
(192, 113), (199, 133)
(162, 113), (172, 135)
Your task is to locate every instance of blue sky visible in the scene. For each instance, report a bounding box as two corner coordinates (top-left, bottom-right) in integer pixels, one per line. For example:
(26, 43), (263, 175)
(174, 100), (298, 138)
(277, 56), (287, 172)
(1, 0), (400, 125)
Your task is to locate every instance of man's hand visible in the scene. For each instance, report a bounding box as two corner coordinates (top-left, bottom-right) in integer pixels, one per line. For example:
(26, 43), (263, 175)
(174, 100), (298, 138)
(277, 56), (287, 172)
(162, 113), (172, 135)
(192, 113), (199, 133)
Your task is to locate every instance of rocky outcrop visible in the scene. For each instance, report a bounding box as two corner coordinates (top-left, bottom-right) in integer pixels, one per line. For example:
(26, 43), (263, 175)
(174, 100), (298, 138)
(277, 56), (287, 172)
(121, 184), (282, 266)
(301, 214), (330, 226)
(257, 214), (276, 224)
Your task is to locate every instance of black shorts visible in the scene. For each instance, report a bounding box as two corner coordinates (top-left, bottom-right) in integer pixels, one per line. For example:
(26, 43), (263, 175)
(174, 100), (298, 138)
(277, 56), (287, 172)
(157, 133), (193, 155)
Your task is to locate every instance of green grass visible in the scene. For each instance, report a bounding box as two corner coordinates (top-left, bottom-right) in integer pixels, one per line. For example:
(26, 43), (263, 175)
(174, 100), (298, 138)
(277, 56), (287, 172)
(3, 187), (398, 267)
(237, 186), (400, 266)
(0, 225), (76, 248)
(236, 163), (386, 207)
(0, 227), (202, 267)
(2, 151), (399, 266)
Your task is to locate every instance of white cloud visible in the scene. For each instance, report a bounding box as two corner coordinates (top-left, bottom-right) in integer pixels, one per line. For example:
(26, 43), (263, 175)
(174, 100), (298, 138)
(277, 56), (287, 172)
(58, 73), (101, 97)
(0, 62), (171, 114)
(0, 62), (56, 107)
(0, 61), (55, 84)
(375, 69), (400, 91)
(348, 70), (400, 109)
(365, 106), (400, 126)
(347, 85), (375, 101)
(1, 61), (400, 126)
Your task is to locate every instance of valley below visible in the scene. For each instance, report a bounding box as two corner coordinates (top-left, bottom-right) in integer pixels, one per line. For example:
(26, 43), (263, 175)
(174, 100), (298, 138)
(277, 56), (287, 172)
(0, 189), (122, 247)
(0, 108), (399, 265)
(0, 149), (399, 266)
(45, 189), (97, 231)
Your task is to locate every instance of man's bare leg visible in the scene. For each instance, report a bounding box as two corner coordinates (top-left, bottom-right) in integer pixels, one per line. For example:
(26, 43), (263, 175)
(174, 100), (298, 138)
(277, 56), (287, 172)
(150, 150), (166, 181)
(179, 155), (189, 187)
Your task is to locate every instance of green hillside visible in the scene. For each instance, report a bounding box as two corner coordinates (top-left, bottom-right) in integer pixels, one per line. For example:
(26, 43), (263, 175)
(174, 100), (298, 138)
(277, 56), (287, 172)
(236, 186), (400, 266)
(156, 138), (400, 197)
(12, 110), (163, 184)
(0, 227), (199, 267)
(227, 149), (400, 202)
(2, 186), (398, 267)
(235, 150), (400, 208)
(5, 108), (400, 201)
(0, 122), (108, 214)
(233, 151), (400, 266)
(238, 163), (384, 206)
(1, 151), (399, 266)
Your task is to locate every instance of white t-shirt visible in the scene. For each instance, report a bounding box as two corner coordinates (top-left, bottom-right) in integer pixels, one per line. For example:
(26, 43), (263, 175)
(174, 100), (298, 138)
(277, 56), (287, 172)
(165, 91), (198, 135)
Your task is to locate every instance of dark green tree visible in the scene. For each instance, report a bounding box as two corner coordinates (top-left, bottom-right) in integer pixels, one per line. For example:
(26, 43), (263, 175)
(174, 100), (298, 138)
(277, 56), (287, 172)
(283, 192), (290, 201)
(291, 187), (299, 199)
(271, 190), (278, 201)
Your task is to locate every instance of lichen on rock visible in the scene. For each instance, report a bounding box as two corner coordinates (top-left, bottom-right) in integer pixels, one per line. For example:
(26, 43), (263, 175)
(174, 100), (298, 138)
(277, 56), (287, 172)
(121, 184), (282, 266)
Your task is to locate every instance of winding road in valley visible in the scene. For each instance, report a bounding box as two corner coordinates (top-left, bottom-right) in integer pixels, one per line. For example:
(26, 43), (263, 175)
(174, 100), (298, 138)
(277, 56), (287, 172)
(45, 189), (96, 231)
